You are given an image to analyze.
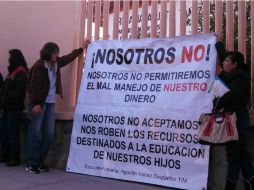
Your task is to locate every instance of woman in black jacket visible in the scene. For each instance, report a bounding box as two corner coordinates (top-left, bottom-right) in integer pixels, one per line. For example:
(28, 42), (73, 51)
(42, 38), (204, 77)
(0, 49), (28, 166)
(216, 42), (254, 190)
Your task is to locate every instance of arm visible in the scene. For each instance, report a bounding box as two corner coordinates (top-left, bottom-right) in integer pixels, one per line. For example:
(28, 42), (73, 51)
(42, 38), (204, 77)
(217, 76), (249, 109)
(57, 40), (90, 68)
(28, 65), (45, 106)
(57, 48), (83, 68)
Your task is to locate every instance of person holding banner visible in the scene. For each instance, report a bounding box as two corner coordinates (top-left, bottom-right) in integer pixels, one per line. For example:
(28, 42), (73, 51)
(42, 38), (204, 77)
(26, 40), (90, 174)
(215, 42), (254, 190)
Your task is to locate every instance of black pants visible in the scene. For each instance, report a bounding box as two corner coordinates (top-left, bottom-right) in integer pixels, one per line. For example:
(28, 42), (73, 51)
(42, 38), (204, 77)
(226, 110), (254, 189)
(0, 110), (22, 161)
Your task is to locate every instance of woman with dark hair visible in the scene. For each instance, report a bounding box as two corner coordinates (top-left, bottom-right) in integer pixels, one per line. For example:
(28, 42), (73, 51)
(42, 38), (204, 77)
(26, 40), (89, 174)
(0, 49), (28, 166)
(0, 72), (3, 89)
(215, 42), (254, 190)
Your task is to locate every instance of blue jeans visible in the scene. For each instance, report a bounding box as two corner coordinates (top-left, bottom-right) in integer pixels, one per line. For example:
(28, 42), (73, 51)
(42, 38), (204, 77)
(27, 103), (55, 166)
(226, 109), (254, 188)
(0, 110), (22, 161)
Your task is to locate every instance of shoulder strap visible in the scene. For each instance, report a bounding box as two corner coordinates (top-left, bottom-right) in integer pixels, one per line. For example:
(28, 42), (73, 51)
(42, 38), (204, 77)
(8, 66), (27, 78)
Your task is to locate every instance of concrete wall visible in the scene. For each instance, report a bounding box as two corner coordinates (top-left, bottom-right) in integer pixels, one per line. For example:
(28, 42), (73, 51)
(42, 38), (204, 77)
(0, 1), (81, 113)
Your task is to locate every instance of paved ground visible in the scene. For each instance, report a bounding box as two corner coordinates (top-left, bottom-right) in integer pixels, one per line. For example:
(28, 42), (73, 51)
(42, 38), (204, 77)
(0, 163), (175, 190)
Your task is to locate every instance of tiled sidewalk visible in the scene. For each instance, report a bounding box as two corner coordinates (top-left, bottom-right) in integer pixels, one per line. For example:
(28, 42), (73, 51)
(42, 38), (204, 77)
(0, 164), (173, 190)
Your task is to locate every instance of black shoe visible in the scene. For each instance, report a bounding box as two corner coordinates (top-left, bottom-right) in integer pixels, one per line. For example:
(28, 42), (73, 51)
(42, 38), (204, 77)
(37, 164), (49, 172)
(26, 165), (39, 174)
(6, 160), (20, 167)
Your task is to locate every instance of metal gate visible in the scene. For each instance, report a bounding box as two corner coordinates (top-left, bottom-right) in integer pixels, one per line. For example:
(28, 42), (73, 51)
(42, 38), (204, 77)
(75, 0), (254, 112)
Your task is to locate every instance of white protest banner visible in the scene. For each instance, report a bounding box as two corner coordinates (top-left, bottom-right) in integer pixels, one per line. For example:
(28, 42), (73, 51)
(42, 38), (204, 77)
(67, 34), (217, 190)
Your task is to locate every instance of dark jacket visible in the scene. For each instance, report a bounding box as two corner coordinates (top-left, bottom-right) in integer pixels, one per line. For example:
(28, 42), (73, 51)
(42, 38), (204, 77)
(0, 67), (27, 111)
(27, 48), (83, 106)
(215, 42), (250, 113)
(217, 70), (250, 112)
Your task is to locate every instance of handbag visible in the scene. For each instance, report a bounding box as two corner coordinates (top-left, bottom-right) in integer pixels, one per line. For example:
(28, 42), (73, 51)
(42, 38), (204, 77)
(198, 111), (238, 144)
